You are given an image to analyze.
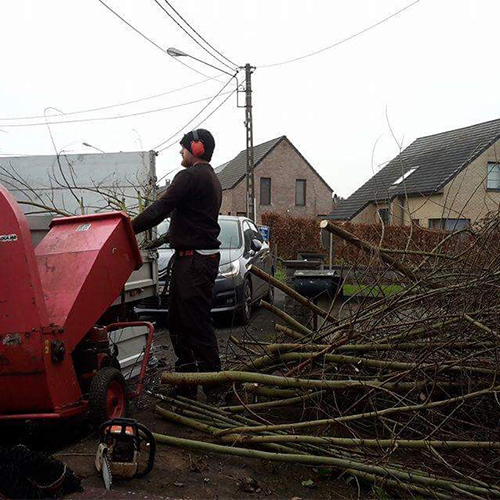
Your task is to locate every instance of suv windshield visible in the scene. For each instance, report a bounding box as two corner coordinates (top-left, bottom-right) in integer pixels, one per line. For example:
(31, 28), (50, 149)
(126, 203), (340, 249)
(155, 219), (241, 250)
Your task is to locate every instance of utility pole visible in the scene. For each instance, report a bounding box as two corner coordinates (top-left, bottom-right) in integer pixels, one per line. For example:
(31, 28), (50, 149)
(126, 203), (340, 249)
(243, 63), (256, 222)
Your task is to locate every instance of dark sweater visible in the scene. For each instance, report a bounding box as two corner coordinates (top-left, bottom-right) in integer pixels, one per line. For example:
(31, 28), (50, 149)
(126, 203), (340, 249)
(132, 163), (222, 250)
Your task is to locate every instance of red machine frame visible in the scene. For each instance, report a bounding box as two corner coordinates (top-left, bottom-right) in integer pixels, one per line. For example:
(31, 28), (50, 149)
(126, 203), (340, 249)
(0, 183), (154, 424)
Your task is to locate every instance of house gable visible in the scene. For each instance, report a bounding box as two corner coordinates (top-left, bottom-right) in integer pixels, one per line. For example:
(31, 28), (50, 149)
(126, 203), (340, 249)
(352, 137), (500, 227)
(329, 117), (500, 221)
(216, 136), (284, 191)
(264, 137), (332, 194)
(216, 136), (333, 194)
(403, 137), (500, 227)
(217, 136), (334, 220)
(253, 138), (333, 218)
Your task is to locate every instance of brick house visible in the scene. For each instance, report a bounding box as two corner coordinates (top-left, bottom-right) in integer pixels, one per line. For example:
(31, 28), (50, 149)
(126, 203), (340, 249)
(328, 118), (500, 230)
(216, 136), (333, 223)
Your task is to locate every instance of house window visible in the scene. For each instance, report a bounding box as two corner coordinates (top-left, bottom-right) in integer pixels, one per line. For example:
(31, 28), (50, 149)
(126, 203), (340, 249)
(378, 208), (390, 225)
(411, 218), (420, 226)
(260, 177), (271, 205)
(295, 179), (306, 206)
(392, 166), (419, 186)
(487, 163), (500, 190)
(429, 218), (470, 231)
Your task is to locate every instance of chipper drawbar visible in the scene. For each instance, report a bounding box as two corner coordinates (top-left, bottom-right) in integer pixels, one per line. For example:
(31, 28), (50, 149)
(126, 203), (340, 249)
(0, 183), (154, 425)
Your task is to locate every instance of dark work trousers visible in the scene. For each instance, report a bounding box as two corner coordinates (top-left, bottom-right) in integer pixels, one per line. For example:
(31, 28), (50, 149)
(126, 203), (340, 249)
(168, 252), (221, 380)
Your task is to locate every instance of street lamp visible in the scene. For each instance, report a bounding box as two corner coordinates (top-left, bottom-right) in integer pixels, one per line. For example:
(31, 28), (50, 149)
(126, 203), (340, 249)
(82, 142), (105, 154)
(166, 47), (188, 58)
(167, 47), (234, 77)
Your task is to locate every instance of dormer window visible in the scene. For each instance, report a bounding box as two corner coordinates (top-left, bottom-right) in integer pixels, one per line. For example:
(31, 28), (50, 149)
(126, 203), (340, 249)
(392, 166), (419, 186)
(487, 163), (500, 190)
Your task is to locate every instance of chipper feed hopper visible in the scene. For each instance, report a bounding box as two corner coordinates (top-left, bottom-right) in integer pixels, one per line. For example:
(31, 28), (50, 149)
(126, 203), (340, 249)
(0, 183), (154, 425)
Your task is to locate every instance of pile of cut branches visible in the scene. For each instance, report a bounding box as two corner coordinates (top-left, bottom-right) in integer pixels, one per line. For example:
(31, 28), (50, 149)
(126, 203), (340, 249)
(154, 216), (500, 499)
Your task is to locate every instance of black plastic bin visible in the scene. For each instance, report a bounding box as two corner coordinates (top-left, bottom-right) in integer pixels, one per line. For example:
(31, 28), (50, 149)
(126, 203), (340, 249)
(292, 269), (342, 299)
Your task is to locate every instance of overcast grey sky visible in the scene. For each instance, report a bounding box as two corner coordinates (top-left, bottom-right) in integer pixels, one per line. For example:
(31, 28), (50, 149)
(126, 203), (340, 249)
(1, 0), (498, 198)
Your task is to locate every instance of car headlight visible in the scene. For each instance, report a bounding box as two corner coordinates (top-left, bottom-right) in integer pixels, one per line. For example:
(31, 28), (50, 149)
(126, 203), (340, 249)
(218, 260), (240, 278)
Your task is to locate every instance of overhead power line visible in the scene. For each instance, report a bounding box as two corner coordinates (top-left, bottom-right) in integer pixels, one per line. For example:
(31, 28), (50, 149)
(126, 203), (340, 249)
(155, 87), (237, 184)
(153, 74), (237, 152)
(0, 77), (215, 122)
(259, 0), (420, 68)
(152, 0), (236, 72)
(96, 0), (220, 80)
(0, 91), (233, 128)
(158, 88), (237, 156)
(161, 0), (238, 68)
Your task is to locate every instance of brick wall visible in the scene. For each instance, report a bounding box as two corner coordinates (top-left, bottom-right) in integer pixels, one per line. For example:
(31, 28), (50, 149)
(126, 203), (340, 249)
(220, 139), (333, 223)
(220, 179), (246, 216)
(352, 139), (500, 227)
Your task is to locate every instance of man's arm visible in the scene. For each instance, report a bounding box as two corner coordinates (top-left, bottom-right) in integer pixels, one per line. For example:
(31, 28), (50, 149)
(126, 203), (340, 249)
(132, 170), (192, 234)
(144, 231), (169, 250)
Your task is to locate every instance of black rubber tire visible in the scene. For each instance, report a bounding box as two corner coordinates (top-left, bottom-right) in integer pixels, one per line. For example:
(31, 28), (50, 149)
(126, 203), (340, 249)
(88, 367), (128, 428)
(238, 278), (252, 326)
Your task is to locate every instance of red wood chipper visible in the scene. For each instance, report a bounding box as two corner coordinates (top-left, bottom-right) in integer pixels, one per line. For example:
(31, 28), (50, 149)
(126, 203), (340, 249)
(0, 183), (154, 426)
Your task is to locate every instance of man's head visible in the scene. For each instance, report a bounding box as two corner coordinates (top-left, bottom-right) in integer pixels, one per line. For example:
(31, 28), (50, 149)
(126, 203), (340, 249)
(179, 129), (215, 168)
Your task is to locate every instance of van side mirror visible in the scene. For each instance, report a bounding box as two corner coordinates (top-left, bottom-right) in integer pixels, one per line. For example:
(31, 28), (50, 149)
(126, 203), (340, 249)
(251, 239), (262, 252)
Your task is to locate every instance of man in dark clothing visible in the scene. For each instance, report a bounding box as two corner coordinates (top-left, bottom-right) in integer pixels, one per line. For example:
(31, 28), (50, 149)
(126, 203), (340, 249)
(132, 129), (222, 396)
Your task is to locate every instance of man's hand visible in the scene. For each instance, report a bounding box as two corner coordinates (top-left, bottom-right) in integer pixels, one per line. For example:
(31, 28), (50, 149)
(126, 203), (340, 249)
(143, 232), (169, 250)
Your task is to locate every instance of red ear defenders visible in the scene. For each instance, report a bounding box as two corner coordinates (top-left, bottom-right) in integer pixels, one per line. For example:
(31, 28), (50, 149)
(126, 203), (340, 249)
(190, 129), (205, 158)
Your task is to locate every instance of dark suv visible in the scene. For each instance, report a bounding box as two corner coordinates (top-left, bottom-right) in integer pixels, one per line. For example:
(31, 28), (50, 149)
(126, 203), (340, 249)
(136, 216), (274, 324)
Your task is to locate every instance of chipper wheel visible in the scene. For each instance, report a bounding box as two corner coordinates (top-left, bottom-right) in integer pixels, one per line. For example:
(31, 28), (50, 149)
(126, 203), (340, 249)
(88, 367), (129, 427)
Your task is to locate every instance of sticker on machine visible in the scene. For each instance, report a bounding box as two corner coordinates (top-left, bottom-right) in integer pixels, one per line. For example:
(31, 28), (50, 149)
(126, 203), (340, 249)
(0, 234), (18, 243)
(3, 333), (21, 346)
(76, 224), (92, 232)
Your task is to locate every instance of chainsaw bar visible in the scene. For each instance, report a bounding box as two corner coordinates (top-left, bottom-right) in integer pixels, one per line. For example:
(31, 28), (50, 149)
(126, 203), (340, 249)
(102, 453), (112, 491)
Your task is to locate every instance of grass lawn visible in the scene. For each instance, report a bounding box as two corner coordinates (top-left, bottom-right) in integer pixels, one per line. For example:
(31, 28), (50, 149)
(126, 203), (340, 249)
(343, 283), (404, 298)
(274, 262), (287, 284)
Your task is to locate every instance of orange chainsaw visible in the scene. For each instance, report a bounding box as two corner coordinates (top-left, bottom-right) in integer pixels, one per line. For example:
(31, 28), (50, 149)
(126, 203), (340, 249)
(95, 418), (156, 490)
